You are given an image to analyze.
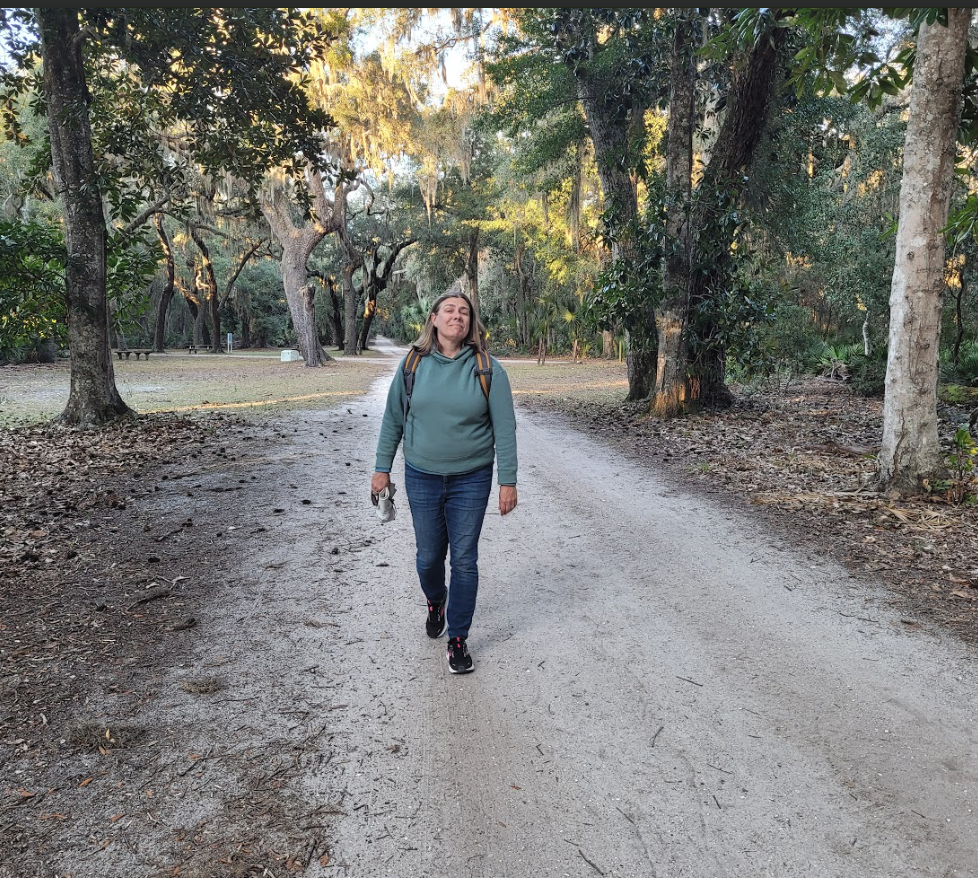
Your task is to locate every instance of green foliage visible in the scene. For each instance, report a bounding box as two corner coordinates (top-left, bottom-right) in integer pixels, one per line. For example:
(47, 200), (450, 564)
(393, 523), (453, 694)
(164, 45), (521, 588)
(849, 350), (888, 397)
(2, 10), (338, 195)
(939, 383), (978, 407)
(759, 304), (824, 372)
(746, 84), (903, 355)
(0, 219), (65, 360)
(392, 295), (434, 345)
(754, 7), (978, 144)
(950, 339), (978, 386)
(232, 259), (293, 349)
(941, 426), (978, 505)
(692, 262), (777, 381)
(0, 217), (159, 361)
(946, 193), (978, 248)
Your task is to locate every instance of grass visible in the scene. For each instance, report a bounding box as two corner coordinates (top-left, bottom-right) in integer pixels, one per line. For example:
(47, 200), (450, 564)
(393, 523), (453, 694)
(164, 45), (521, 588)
(0, 349), (629, 428)
(502, 357), (628, 405)
(0, 350), (390, 427)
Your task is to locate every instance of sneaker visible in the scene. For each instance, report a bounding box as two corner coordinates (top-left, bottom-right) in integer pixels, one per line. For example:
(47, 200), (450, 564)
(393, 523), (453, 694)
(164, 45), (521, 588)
(447, 636), (474, 674)
(425, 600), (447, 639)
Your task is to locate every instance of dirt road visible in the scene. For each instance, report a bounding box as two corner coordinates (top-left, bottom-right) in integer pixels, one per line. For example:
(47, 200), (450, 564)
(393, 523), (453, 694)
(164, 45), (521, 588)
(19, 350), (976, 878)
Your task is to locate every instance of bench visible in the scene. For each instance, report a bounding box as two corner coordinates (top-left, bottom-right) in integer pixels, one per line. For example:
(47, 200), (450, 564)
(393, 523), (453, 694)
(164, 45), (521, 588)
(188, 345), (201, 353)
(114, 348), (153, 361)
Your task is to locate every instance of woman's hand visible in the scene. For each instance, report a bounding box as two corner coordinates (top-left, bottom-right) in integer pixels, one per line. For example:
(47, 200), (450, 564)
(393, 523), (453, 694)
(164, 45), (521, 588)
(371, 471), (391, 495)
(499, 485), (518, 516)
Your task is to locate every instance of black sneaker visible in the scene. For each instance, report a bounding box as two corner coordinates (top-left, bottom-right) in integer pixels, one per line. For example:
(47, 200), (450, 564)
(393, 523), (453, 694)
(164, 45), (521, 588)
(447, 636), (474, 674)
(425, 600), (447, 638)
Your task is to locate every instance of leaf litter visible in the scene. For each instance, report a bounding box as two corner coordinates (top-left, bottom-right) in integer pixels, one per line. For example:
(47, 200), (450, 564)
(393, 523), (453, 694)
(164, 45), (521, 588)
(0, 410), (329, 876)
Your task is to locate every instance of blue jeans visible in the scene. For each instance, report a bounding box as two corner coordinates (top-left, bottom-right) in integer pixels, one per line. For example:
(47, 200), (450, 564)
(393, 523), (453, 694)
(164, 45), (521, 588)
(404, 461), (493, 640)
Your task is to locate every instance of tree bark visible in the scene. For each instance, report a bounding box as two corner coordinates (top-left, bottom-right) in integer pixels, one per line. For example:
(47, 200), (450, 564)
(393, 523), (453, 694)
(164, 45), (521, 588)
(38, 8), (132, 425)
(464, 227), (480, 313)
(356, 239), (415, 352)
(684, 25), (786, 409)
(152, 215), (176, 352)
(878, 9), (970, 494)
(326, 275), (344, 348)
(568, 143), (583, 253)
(576, 71), (649, 399)
(357, 281), (378, 352)
(652, 13), (696, 418)
(260, 170), (335, 366)
(342, 260), (359, 355)
(190, 226), (222, 353)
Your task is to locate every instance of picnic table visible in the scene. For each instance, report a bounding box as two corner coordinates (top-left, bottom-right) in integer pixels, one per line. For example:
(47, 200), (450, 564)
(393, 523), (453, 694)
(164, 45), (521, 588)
(114, 349), (153, 361)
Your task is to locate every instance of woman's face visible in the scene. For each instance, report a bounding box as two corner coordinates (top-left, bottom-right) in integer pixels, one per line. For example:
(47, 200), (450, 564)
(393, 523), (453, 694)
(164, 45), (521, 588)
(431, 297), (471, 347)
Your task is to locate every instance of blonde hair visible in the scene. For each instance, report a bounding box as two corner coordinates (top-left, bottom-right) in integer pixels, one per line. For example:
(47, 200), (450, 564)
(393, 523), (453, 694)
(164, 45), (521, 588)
(411, 289), (487, 355)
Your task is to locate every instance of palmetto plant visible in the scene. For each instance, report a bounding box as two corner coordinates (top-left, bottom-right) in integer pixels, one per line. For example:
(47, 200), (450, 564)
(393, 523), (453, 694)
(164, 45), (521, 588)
(815, 341), (862, 379)
(400, 295), (434, 338)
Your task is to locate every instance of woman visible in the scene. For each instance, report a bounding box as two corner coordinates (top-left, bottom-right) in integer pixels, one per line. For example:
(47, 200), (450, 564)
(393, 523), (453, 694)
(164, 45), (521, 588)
(371, 290), (518, 674)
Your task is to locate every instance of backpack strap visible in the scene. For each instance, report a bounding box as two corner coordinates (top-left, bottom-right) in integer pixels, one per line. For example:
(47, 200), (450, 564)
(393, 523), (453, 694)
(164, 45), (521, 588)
(402, 348), (424, 424)
(474, 348), (493, 401)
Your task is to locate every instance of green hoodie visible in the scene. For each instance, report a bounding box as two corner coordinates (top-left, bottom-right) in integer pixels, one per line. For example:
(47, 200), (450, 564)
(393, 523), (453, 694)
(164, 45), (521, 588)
(374, 346), (518, 485)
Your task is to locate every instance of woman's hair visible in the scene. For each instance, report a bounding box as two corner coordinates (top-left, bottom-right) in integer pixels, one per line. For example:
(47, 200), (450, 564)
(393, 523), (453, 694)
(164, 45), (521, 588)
(411, 288), (487, 355)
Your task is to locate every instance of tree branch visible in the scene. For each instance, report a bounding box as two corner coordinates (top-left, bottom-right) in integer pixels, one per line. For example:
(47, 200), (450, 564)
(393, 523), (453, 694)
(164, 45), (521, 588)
(118, 194), (171, 237)
(220, 238), (266, 307)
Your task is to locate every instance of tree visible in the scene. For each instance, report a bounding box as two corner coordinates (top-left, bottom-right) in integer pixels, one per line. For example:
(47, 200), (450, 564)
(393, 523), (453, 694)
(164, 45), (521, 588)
(37, 9), (129, 424)
(356, 237), (416, 351)
(260, 169), (339, 365)
(5, 8), (335, 424)
(545, 9), (665, 400)
(878, 9), (971, 493)
(657, 14), (787, 413)
(778, 7), (978, 493)
(651, 11), (696, 416)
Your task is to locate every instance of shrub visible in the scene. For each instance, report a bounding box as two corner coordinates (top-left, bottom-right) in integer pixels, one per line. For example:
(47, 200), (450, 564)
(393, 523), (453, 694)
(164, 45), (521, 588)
(955, 339), (978, 386)
(761, 304), (825, 372)
(850, 351), (887, 397)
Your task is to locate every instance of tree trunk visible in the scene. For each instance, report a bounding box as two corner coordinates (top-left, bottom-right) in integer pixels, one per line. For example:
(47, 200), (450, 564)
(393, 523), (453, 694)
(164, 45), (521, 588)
(279, 243), (324, 364)
(153, 215), (175, 352)
(625, 351), (656, 401)
(38, 8), (132, 425)
(354, 239), (415, 352)
(652, 13), (696, 418)
(190, 227), (222, 354)
(357, 280), (378, 352)
(577, 70), (648, 399)
(189, 291), (210, 348)
(878, 9), (970, 494)
(683, 25), (786, 410)
(464, 227), (480, 313)
(342, 261), (358, 355)
(260, 171), (334, 366)
(326, 276), (344, 348)
(568, 143), (583, 253)
(514, 242), (532, 348)
(694, 344), (735, 407)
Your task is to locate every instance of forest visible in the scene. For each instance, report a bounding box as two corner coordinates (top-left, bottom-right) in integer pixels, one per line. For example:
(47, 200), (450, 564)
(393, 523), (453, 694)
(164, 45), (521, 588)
(1, 8), (977, 498)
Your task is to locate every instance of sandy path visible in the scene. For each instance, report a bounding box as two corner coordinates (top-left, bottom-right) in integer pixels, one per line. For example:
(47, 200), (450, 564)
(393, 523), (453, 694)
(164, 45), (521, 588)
(246, 357), (976, 877)
(51, 351), (975, 878)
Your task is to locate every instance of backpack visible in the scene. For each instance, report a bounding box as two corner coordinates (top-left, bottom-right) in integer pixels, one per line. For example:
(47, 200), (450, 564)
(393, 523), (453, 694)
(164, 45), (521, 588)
(402, 347), (493, 423)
